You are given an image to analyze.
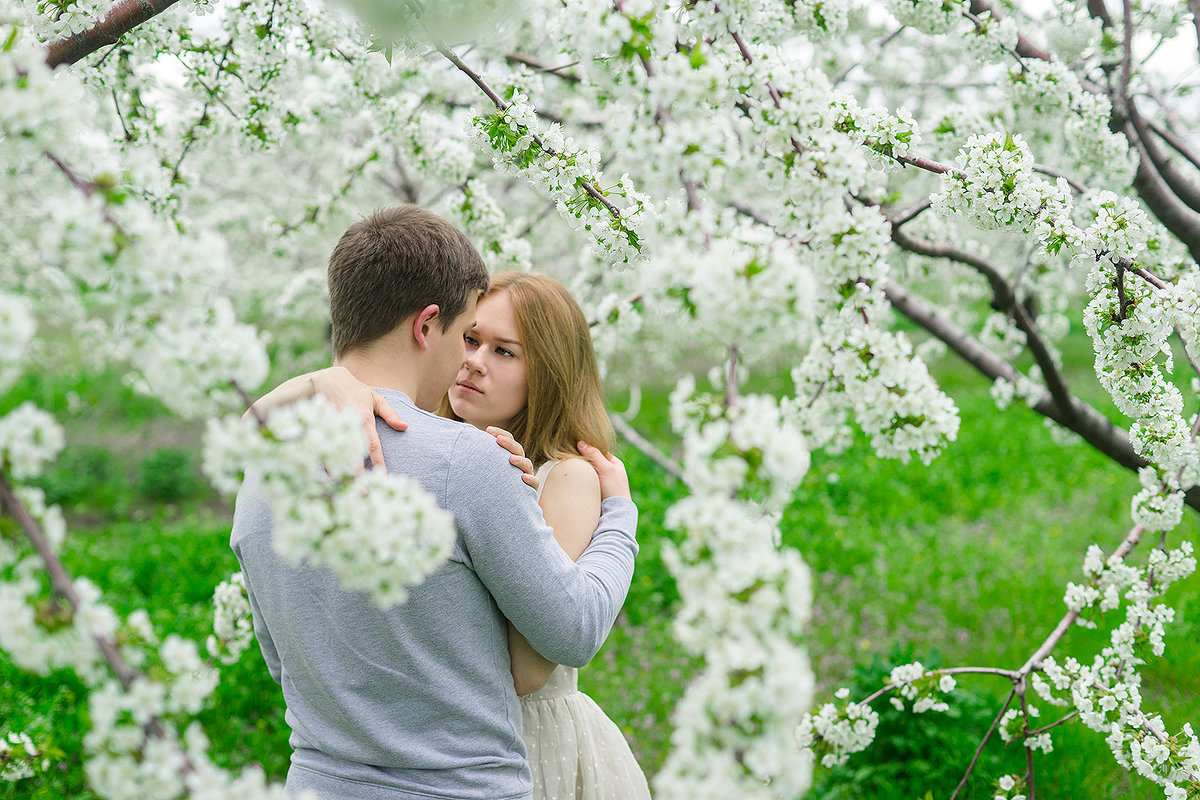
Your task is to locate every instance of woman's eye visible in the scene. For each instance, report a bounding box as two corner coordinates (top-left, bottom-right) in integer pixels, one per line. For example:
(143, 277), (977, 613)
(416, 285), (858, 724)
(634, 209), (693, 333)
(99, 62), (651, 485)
(464, 335), (479, 346)
(497, 347), (514, 357)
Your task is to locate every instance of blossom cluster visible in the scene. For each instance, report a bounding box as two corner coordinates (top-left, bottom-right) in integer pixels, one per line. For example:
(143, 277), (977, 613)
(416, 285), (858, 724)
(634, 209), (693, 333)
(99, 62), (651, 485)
(654, 379), (814, 799)
(1036, 537), (1199, 792)
(202, 398), (457, 609)
(0, 731), (43, 781)
(932, 132), (1072, 243)
(0, 402), (65, 481)
(992, 773), (1028, 800)
(794, 689), (879, 768)
(669, 378), (811, 511)
(0, 293), (34, 393)
(467, 90), (650, 266)
(207, 572), (255, 666)
(796, 664), (957, 769)
(998, 705), (1053, 753)
(885, 662), (957, 713)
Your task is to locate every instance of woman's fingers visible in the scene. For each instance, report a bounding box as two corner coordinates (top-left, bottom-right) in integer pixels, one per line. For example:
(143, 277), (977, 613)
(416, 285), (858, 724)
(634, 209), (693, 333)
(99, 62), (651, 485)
(373, 391), (409, 432)
(364, 418), (387, 471)
(577, 442), (631, 500)
(485, 427), (536, 487)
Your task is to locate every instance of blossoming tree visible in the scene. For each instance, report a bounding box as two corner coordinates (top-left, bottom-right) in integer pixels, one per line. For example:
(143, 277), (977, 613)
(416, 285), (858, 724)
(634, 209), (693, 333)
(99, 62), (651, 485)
(1, 0), (1198, 796)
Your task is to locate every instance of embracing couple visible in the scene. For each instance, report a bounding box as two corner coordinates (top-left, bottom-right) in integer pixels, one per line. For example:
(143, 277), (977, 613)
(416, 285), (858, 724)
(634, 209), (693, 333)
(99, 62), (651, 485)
(230, 205), (652, 800)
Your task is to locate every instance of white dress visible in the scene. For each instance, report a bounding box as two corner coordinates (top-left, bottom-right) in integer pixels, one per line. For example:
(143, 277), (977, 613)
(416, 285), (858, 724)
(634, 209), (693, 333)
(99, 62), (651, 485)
(519, 461), (652, 800)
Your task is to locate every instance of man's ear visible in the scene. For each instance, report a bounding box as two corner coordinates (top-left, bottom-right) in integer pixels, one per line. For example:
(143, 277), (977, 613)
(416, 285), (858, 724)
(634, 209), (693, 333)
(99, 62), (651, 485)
(412, 304), (440, 351)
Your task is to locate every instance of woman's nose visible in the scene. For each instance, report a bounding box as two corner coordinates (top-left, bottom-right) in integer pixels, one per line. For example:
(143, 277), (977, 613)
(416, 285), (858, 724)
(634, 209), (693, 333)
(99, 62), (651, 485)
(465, 350), (486, 374)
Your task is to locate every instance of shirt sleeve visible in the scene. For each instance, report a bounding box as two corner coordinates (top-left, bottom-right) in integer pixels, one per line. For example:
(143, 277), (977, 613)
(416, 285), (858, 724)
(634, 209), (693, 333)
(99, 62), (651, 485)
(445, 433), (639, 667)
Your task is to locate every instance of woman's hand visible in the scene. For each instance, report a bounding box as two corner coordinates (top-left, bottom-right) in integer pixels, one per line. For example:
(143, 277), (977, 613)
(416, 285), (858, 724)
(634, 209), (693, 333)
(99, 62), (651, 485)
(246, 366), (407, 471)
(485, 426), (538, 490)
(577, 442), (631, 501)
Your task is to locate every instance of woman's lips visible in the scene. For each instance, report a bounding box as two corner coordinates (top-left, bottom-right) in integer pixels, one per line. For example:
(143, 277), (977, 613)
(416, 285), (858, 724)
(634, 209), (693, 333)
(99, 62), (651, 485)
(455, 381), (483, 395)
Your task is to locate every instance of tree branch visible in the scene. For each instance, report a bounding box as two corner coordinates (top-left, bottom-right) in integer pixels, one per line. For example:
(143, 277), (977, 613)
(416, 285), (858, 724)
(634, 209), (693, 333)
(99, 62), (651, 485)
(883, 282), (1200, 510)
(0, 472), (139, 688)
(1145, 116), (1200, 173)
(885, 220), (1078, 422)
(1019, 523), (1147, 675)
(1128, 99), (1200, 214)
(1191, 0), (1200, 61)
(435, 43), (627, 225)
(948, 685), (1018, 800)
(608, 413), (685, 483)
(45, 0), (182, 68)
(504, 51), (580, 83)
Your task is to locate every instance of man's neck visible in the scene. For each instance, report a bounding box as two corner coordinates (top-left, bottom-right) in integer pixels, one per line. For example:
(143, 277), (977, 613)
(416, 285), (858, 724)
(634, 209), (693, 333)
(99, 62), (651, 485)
(335, 345), (422, 403)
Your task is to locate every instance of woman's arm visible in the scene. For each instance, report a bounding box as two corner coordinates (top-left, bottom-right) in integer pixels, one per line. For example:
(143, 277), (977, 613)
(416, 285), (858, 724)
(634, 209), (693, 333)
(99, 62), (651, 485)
(245, 366), (407, 471)
(508, 459), (602, 695)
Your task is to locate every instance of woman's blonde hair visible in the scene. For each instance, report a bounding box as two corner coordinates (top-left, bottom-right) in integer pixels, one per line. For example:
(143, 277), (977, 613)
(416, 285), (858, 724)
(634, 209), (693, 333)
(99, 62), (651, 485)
(440, 271), (614, 466)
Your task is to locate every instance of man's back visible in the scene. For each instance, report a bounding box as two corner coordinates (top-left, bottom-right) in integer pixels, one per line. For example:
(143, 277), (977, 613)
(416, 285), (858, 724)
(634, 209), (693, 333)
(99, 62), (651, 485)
(231, 390), (638, 800)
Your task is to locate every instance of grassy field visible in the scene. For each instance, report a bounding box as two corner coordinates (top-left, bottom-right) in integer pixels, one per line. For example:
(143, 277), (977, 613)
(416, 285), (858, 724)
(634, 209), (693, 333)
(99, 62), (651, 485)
(0, 348), (1197, 799)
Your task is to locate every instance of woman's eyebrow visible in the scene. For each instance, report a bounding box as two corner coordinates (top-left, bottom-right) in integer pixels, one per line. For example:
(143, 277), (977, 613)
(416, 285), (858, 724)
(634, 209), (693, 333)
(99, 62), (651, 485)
(497, 337), (522, 346)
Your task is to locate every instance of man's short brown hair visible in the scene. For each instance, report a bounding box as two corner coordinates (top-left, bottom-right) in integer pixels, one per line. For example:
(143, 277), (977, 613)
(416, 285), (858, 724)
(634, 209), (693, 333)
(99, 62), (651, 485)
(327, 206), (489, 356)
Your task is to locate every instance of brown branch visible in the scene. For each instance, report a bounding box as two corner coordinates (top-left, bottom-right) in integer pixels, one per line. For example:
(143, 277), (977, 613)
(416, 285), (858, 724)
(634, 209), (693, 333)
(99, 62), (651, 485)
(1145, 116), (1200, 173)
(1019, 686), (1037, 800)
(1118, 0), (1133, 111)
(883, 282), (1200, 510)
(894, 153), (952, 174)
(949, 686), (1018, 800)
(45, 0), (182, 68)
(891, 198), (933, 229)
(233, 378), (267, 428)
(1088, 0), (1114, 27)
(1128, 100), (1200, 214)
(858, 666), (1019, 709)
(1025, 709), (1079, 737)
(0, 472), (139, 688)
(1019, 524), (1147, 675)
(885, 220), (1078, 422)
(1032, 163), (1088, 195)
(44, 151), (121, 230)
(608, 414), (685, 484)
(504, 51), (581, 83)
(435, 43), (626, 224)
(725, 344), (739, 410)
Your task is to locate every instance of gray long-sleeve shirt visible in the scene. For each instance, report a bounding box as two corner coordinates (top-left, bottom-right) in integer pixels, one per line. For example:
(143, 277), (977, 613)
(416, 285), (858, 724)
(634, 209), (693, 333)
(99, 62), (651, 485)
(230, 389), (638, 800)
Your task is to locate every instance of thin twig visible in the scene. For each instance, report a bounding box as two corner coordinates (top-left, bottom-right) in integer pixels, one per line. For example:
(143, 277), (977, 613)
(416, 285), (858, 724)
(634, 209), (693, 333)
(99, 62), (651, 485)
(435, 43), (626, 223)
(1032, 163), (1088, 194)
(234, 379), (267, 428)
(1020, 683), (1037, 800)
(608, 413), (685, 483)
(890, 198), (932, 229)
(948, 685), (1018, 800)
(1025, 709), (1079, 736)
(505, 51), (581, 82)
(1019, 524), (1147, 676)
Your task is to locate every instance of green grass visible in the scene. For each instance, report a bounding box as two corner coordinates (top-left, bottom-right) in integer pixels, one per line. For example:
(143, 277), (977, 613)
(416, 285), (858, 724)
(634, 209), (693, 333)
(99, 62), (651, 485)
(1, 352), (1197, 799)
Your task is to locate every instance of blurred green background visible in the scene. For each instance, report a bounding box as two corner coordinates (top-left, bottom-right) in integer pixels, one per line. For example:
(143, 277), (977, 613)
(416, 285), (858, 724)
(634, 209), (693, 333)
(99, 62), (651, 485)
(0, 330), (1196, 799)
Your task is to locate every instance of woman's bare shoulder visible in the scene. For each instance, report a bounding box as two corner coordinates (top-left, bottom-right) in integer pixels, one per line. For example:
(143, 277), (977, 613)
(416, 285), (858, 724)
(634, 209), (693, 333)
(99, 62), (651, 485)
(543, 456), (601, 497)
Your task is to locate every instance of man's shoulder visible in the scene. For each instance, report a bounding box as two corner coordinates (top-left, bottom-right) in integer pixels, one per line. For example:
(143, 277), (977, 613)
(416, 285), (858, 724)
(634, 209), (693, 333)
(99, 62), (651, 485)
(371, 391), (510, 469)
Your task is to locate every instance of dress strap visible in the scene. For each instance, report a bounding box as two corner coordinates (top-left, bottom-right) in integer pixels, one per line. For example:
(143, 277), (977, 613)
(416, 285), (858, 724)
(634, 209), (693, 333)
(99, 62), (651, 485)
(533, 460), (559, 500)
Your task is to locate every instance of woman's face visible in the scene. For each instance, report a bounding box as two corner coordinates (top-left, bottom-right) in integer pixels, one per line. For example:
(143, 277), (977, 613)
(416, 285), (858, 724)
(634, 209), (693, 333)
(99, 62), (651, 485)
(448, 291), (529, 431)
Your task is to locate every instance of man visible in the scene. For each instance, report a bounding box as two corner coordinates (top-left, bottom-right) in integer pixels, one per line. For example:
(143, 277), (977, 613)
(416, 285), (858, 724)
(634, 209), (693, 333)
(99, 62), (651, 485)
(230, 205), (638, 800)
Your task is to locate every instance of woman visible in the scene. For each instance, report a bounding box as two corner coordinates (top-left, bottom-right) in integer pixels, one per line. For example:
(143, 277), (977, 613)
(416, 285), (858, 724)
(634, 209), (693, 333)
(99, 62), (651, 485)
(252, 271), (651, 800)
